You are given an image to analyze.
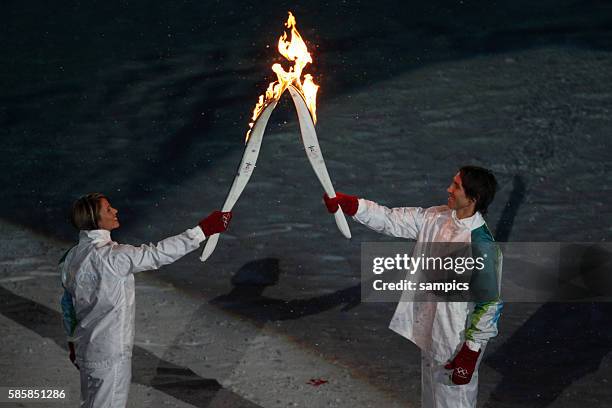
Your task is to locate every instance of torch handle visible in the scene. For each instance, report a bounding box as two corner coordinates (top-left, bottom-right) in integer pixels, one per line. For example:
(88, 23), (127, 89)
(288, 85), (351, 239)
(200, 233), (220, 262)
(334, 209), (352, 238)
(200, 101), (278, 262)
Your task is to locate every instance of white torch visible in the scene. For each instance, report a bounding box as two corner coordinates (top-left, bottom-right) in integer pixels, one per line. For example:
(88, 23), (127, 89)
(201, 12), (350, 262)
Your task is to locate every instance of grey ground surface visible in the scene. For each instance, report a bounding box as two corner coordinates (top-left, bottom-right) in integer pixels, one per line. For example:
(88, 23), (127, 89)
(2, 1), (612, 407)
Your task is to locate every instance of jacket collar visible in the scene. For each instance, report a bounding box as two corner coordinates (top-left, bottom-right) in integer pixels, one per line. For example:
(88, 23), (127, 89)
(79, 229), (113, 247)
(451, 210), (485, 231)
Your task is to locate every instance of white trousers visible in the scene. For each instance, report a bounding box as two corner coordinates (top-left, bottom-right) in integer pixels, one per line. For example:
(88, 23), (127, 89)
(79, 358), (132, 408)
(421, 348), (485, 408)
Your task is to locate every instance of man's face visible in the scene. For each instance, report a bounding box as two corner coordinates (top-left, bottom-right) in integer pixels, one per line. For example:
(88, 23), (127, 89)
(447, 173), (474, 212)
(97, 198), (120, 231)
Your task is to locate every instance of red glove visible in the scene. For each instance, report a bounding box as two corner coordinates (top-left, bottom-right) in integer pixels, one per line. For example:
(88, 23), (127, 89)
(445, 343), (481, 385)
(199, 210), (232, 236)
(323, 192), (359, 216)
(68, 342), (79, 370)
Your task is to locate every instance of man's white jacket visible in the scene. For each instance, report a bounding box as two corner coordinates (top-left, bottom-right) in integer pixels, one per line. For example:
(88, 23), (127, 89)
(60, 227), (205, 367)
(354, 200), (503, 362)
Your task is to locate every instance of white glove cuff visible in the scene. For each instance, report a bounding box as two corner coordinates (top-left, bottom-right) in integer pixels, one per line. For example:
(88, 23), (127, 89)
(466, 340), (481, 352)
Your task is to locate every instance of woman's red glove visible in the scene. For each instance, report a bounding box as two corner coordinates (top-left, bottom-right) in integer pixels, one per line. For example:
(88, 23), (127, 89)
(68, 342), (79, 370)
(444, 343), (481, 385)
(323, 192), (359, 216)
(199, 211), (232, 236)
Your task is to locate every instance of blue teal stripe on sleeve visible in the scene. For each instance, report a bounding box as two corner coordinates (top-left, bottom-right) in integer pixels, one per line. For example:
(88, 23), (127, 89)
(59, 246), (77, 338)
(466, 225), (503, 343)
(60, 288), (77, 337)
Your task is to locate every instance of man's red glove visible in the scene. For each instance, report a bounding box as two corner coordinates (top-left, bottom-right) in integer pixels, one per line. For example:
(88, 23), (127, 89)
(444, 343), (481, 385)
(323, 192), (359, 216)
(199, 210), (232, 236)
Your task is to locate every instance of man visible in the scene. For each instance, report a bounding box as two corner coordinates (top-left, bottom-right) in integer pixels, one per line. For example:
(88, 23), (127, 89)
(324, 166), (502, 408)
(60, 193), (232, 408)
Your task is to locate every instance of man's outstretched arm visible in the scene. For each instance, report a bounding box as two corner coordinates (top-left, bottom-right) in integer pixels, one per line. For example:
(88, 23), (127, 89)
(324, 192), (425, 240)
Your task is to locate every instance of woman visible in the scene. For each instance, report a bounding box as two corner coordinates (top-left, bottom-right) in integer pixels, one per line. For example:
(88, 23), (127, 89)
(60, 192), (231, 408)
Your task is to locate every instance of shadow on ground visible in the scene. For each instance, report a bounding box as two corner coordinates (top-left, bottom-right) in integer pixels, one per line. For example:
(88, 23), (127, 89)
(0, 285), (260, 408)
(210, 258), (360, 324)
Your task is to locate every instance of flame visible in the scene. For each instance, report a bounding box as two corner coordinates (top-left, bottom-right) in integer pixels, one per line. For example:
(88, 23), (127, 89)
(246, 12), (319, 142)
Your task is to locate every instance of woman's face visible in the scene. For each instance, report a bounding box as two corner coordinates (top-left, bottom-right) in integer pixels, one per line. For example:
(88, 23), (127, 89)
(97, 198), (120, 231)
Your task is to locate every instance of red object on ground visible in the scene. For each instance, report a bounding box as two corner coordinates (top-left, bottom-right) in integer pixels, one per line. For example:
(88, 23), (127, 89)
(307, 378), (329, 386)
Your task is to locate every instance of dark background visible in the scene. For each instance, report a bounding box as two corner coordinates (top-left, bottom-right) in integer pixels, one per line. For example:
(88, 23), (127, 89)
(2, 1), (612, 406)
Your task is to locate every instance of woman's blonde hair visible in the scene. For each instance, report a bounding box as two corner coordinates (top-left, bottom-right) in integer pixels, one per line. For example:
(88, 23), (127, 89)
(71, 193), (107, 230)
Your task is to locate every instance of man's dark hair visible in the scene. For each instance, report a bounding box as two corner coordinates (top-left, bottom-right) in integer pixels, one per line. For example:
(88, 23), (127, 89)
(458, 166), (497, 215)
(71, 192), (107, 230)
